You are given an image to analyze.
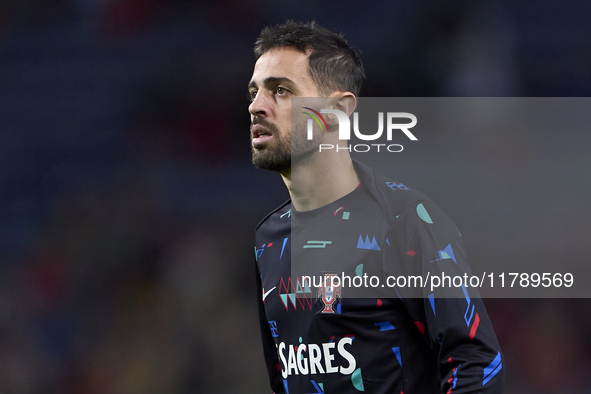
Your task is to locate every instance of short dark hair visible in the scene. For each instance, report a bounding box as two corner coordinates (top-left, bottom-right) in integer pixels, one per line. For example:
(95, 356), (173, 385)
(254, 20), (365, 97)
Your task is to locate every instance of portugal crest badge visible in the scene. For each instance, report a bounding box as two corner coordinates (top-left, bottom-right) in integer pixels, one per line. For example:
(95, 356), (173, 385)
(317, 273), (341, 314)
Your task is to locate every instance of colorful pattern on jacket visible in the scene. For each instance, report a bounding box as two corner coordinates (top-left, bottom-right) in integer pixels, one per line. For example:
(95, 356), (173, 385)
(255, 160), (504, 394)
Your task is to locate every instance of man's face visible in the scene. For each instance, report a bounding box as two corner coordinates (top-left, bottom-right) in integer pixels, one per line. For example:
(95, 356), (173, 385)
(248, 47), (322, 173)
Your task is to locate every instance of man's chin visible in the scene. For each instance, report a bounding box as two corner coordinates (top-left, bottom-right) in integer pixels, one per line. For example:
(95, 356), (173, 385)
(252, 153), (291, 173)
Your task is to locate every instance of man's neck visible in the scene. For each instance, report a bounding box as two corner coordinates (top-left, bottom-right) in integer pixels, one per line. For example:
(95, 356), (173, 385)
(281, 151), (360, 212)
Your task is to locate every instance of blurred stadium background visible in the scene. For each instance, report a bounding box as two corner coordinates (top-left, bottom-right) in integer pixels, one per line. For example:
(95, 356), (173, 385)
(0, 0), (590, 393)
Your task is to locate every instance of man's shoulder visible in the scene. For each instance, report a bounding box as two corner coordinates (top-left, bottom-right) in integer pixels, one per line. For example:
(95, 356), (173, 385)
(354, 160), (434, 221)
(255, 199), (292, 232)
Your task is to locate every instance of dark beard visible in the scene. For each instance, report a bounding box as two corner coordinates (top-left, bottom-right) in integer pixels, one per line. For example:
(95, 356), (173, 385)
(250, 118), (320, 172)
(251, 144), (291, 172)
(251, 118), (291, 172)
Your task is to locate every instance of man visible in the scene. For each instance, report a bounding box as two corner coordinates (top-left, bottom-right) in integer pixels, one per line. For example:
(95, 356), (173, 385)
(250, 21), (504, 393)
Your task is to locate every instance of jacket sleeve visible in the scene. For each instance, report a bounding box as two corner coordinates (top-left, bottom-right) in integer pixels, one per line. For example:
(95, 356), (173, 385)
(255, 262), (285, 393)
(386, 199), (505, 393)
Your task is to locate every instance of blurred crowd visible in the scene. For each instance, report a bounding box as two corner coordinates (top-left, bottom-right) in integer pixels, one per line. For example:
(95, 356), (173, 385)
(0, 0), (590, 393)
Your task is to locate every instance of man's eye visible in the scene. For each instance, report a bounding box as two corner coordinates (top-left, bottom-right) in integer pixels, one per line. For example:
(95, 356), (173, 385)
(249, 90), (258, 101)
(276, 87), (288, 95)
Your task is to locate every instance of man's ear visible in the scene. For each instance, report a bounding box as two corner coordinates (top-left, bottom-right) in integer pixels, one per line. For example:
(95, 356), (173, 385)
(324, 92), (357, 129)
(334, 93), (357, 117)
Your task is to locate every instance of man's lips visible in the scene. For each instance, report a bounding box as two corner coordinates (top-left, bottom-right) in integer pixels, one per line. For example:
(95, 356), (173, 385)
(251, 124), (273, 146)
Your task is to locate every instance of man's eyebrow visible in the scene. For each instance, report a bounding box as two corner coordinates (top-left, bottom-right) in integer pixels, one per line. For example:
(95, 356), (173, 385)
(248, 76), (295, 90)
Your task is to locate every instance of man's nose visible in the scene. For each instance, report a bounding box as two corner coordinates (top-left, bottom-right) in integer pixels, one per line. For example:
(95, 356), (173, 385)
(249, 90), (269, 117)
